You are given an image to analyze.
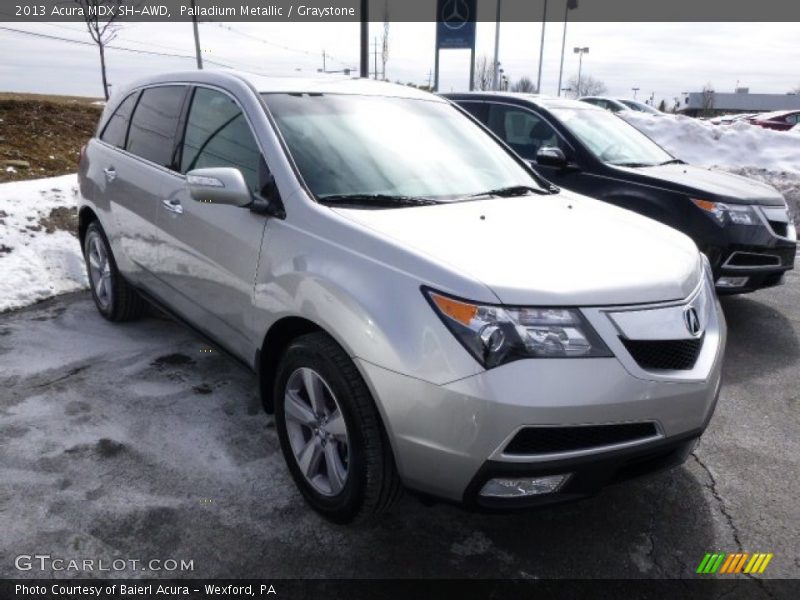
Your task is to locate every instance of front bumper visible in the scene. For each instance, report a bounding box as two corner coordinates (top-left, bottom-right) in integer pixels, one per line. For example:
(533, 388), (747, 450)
(703, 209), (796, 294)
(357, 284), (725, 505)
(463, 428), (704, 509)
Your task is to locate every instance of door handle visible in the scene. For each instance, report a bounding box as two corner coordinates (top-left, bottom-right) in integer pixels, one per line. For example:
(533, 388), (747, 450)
(103, 167), (116, 182)
(161, 199), (184, 215)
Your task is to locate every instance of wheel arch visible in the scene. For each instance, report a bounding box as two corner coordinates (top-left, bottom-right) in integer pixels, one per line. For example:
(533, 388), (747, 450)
(78, 206), (99, 246)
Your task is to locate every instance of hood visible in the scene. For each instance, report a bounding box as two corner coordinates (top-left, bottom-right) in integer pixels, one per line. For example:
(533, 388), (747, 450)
(621, 164), (785, 206)
(334, 192), (702, 306)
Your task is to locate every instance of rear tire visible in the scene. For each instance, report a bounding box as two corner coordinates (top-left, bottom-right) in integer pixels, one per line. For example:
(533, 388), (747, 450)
(83, 221), (147, 322)
(274, 332), (402, 523)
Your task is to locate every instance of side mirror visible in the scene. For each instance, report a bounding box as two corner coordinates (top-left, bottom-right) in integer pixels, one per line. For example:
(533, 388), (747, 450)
(535, 146), (568, 168)
(186, 167), (252, 207)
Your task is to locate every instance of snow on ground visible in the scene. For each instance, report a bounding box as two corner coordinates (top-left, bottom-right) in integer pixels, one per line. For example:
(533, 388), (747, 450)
(622, 111), (800, 222)
(622, 111), (800, 176)
(0, 174), (87, 313)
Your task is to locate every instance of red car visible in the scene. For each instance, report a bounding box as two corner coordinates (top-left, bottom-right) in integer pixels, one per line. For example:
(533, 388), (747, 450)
(748, 110), (800, 131)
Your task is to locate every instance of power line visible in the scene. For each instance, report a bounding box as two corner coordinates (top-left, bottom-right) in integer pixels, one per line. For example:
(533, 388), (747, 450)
(205, 22), (355, 69)
(0, 25), (238, 69)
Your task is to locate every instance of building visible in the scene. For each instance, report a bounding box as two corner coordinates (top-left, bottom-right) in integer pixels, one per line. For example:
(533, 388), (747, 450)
(679, 89), (800, 117)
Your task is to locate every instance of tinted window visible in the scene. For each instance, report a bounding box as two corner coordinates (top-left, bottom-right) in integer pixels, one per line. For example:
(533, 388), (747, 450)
(126, 86), (186, 168)
(487, 104), (569, 159)
(180, 88), (262, 192)
(100, 92), (137, 148)
(458, 101), (488, 122)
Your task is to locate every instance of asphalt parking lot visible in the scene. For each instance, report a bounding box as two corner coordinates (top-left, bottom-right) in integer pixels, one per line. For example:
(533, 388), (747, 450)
(1, 267), (798, 583)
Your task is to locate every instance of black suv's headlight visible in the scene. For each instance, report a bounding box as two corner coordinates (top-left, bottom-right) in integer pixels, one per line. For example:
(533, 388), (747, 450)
(692, 198), (759, 226)
(424, 288), (612, 369)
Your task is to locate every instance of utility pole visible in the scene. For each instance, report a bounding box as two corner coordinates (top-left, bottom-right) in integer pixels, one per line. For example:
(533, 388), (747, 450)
(373, 37), (379, 79)
(322, 50), (327, 72)
(574, 46), (589, 96)
(557, 0), (578, 96)
(632, 87), (639, 99)
(427, 69), (433, 90)
(536, 0), (548, 93)
(491, 0), (502, 91)
(190, 0), (202, 69)
(359, 0), (368, 78)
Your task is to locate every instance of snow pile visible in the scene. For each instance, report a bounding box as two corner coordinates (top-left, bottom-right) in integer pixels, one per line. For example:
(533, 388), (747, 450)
(0, 174), (88, 312)
(622, 111), (800, 176)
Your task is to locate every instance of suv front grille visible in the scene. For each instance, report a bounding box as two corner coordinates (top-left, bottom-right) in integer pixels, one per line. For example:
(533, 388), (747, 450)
(504, 423), (659, 455)
(620, 336), (703, 371)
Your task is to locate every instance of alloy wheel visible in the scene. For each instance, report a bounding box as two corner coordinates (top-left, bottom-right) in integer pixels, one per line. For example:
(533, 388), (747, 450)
(283, 367), (350, 496)
(87, 233), (112, 310)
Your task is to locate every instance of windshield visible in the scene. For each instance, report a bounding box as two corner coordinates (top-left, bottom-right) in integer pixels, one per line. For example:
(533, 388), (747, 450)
(261, 93), (545, 204)
(553, 108), (673, 167)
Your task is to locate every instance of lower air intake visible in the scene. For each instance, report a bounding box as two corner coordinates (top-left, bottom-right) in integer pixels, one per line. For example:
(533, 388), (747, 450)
(620, 336), (703, 371)
(504, 422), (659, 455)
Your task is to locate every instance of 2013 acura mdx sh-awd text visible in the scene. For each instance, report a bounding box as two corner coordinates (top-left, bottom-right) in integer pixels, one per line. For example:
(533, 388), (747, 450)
(78, 71), (725, 522)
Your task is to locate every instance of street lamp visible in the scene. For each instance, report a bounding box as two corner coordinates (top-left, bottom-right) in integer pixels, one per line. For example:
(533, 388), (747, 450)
(632, 87), (640, 99)
(557, 0), (579, 97)
(573, 46), (589, 96)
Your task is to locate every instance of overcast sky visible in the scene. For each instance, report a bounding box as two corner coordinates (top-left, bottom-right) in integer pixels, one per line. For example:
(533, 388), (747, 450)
(0, 20), (797, 106)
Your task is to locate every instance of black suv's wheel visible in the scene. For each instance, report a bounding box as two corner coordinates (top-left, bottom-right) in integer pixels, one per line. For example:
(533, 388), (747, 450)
(83, 221), (147, 322)
(274, 332), (402, 523)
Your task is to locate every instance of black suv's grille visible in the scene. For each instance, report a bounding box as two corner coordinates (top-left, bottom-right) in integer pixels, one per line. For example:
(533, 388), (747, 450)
(505, 423), (658, 455)
(620, 336), (703, 371)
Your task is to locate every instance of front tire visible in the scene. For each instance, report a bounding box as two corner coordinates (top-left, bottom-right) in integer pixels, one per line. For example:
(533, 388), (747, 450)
(83, 221), (147, 322)
(274, 332), (402, 523)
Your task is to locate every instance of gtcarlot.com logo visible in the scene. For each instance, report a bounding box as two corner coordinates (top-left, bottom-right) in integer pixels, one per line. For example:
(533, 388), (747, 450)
(696, 552), (773, 575)
(14, 554), (194, 572)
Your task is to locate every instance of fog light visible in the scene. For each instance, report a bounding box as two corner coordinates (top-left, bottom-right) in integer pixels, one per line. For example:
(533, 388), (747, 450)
(717, 276), (749, 288)
(479, 474), (570, 498)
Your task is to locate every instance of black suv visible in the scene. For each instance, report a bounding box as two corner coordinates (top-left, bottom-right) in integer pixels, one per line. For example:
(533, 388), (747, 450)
(446, 93), (796, 294)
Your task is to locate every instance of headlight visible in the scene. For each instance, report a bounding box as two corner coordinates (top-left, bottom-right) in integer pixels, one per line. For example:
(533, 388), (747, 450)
(691, 198), (759, 226)
(424, 288), (612, 369)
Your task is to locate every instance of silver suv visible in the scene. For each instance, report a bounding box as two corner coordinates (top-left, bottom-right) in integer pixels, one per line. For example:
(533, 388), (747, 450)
(78, 71), (725, 522)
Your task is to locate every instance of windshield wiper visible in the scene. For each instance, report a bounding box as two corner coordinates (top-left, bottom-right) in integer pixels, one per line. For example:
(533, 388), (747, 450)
(657, 159), (685, 166)
(466, 185), (548, 199)
(317, 194), (441, 208)
(612, 161), (655, 168)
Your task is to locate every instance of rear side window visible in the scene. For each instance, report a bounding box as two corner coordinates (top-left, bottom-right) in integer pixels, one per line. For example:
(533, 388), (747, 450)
(458, 101), (488, 123)
(180, 87), (262, 192)
(100, 92), (137, 148)
(126, 85), (186, 168)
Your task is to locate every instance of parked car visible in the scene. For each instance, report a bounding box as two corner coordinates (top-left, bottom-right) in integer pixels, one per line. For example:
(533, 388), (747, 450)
(579, 96), (630, 113)
(446, 92), (797, 293)
(748, 110), (800, 131)
(709, 112), (758, 126)
(617, 98), (662, 115)
(79, 71), (725, 522)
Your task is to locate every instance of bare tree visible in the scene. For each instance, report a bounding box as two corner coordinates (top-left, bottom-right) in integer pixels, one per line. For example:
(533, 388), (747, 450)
(701, 83), (716, 117)
(473, 55), (493, 91)
(510, 76), (537, 93)
(566, 74), (607, 97)
(73, 1), (126, 100)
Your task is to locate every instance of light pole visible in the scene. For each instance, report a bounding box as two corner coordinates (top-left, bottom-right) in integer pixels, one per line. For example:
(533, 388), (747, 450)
(492, 0), (502, 91)
(557, 0), (579, 97)
(574, 46), (588, 96)
(536, 0), (548, 94)
(190, 0), (202, 69)
(632, 87), (639, 99)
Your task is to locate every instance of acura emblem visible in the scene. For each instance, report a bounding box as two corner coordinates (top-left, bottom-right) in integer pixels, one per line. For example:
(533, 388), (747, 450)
(684, 306), (702, 337)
